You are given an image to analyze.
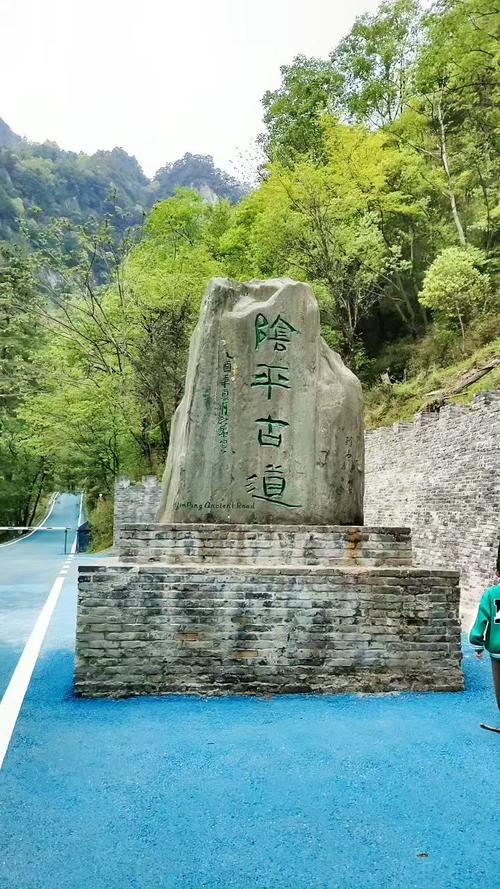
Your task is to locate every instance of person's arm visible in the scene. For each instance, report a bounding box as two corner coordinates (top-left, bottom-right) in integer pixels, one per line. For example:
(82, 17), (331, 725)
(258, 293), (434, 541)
(469, 589), (491, 653)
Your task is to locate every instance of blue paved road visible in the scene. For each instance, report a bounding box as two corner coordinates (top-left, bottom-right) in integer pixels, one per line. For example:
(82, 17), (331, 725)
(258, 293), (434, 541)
(0, 496), (499, 889)
(0, 493), (81, 700)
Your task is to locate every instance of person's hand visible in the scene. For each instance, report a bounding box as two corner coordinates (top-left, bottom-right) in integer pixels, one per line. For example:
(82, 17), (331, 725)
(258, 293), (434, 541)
(475, 650), (484, 659)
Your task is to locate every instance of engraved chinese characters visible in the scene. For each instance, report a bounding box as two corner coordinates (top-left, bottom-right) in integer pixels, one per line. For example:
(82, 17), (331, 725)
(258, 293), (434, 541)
(217, 351), (233, 454)
(247, 312), (301, 509)
(157, 278), (364, 525)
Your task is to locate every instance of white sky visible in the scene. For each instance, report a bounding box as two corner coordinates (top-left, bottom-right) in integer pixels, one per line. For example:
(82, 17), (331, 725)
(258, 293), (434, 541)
(1, 0), (382, 178)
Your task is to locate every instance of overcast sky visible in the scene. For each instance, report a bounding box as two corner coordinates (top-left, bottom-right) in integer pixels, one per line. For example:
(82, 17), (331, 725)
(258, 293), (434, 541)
(1, 0), (382, 178)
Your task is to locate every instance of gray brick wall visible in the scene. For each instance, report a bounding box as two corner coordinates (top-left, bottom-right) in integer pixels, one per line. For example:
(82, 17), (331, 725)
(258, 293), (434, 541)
(76, 564), (462, 697)
(117, 524), (413, 567)
(365, 393), (500, 618)
(113, 477), (162, 548)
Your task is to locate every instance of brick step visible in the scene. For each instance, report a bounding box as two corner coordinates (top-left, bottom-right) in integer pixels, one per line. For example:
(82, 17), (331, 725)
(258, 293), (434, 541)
(117, 523), (413, 567)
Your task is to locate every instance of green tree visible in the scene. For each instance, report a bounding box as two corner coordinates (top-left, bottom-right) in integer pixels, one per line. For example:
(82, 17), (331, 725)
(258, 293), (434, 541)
(14, 190), (233, 511)
(223, 124), (418, 364)
(332, 0), (421, 126)
(396, 0), (500, 251)
(419, 246), (492, 341)
(0, 245), (52, 527)
(261, 56), (342, 162)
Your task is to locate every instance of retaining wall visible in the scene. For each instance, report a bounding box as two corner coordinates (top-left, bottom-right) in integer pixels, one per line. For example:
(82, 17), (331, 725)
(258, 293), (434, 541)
(365, 393), (500, 618)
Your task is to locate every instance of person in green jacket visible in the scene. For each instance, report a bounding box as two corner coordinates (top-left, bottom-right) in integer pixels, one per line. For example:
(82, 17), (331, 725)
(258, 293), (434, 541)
(469, 546), (500, 731)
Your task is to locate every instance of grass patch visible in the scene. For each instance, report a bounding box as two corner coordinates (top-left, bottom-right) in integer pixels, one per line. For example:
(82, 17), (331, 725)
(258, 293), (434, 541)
(87, 497), (114, 552)
(365, 336), (500, 428)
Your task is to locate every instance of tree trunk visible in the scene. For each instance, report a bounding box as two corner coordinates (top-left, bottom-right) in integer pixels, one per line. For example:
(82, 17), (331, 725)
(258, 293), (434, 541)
(27, 471), (46, 527)
(436, 96), (467, 247)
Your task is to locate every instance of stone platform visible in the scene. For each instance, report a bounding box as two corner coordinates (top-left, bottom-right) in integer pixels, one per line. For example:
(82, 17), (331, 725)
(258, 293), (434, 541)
(117, 523), (413, 567)
(75, 528), (463, 698)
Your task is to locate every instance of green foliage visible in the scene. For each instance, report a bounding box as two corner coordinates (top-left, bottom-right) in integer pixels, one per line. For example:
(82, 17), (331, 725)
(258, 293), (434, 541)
(4, 190), (235, 514)
(0, 122), (246, 249)
(257, 0), (500, 384)
(332, 0), (421, 126)
(365, 335), (500, 428)
(223, 121), (432, 364)
(407, 326), (463, 374)
(87, 496), (114, 552)
(0, 244), (53, 525)
(1, 0), (500, 524)
(261, 57), (342, 162)
(419, 246), (493, 333)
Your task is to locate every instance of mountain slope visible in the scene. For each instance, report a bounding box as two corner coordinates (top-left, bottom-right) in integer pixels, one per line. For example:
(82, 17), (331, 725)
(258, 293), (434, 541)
(0, 118), (247, 242)
(0, 117), (22, 149)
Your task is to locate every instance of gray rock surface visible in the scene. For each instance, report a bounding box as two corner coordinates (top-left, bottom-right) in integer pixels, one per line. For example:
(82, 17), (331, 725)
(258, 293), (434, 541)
(157, 278), (364, 524)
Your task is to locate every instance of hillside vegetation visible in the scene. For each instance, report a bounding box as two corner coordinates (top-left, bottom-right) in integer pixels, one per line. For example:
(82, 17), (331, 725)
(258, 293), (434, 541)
(0, 0), (498, 536)
(0, 124), (246, 243)
(365, 327), (500, 427)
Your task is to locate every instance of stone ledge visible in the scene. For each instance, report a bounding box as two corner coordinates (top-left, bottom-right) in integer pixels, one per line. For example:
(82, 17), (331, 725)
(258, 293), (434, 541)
(115, 524), (414, 568)
(120, 523), (412, 534)
(75, 669), (464, 698)
(78, 563), (459, 579)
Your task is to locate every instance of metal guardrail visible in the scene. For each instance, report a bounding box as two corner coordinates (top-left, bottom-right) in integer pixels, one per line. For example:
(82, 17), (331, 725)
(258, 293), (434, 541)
(0, 526), (72, 552)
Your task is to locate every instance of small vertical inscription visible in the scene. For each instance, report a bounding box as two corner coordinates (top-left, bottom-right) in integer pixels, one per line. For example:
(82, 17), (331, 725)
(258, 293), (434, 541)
(218, 351), (233, 454)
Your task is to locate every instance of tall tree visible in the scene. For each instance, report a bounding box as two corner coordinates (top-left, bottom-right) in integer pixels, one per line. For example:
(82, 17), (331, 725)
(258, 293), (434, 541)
(332, 0), (422, 126)
(0, 245), (52, 527)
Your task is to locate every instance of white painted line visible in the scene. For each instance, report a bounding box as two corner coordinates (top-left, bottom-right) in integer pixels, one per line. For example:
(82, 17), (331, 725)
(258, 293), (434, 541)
(60, 570), (68, 576)
(70, 493), (84, 554)
(0, 575), (66, 769)
(0, 493), (59, 549)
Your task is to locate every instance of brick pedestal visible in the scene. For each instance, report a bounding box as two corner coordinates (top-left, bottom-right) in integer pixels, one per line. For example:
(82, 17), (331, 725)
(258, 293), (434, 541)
(76, 553), (463, 697)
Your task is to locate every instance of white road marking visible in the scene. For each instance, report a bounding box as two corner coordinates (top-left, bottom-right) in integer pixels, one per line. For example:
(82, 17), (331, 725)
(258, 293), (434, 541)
(0, 493), (59, 549)
(0, 492), (83, 768)
(0, 575), (66, 769)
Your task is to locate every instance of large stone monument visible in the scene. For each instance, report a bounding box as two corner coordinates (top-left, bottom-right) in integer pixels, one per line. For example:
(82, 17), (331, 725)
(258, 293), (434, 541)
(158, 278), (363, 525)
(75, 278), (463, 698)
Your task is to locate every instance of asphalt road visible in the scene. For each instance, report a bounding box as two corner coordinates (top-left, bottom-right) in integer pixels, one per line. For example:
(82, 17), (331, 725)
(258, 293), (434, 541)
(0, 493), (81, 700)
(0, 494), (499, 889)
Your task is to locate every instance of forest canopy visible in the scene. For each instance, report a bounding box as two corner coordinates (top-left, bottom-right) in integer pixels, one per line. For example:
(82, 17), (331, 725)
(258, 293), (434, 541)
(1, 0), (499, 540)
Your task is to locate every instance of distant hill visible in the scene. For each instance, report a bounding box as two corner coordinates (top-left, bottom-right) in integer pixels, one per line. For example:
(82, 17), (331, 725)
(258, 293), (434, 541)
(150, 153), (246, 206)
(0, 117), (23, 149)
(0, 117), (247, 243)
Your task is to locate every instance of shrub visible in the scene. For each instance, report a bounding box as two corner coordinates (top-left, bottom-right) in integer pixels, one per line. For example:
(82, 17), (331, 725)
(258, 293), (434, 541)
(408, 327), (463, 374)
(88, 497), (114, 552)
(418, 246), (492, 340)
